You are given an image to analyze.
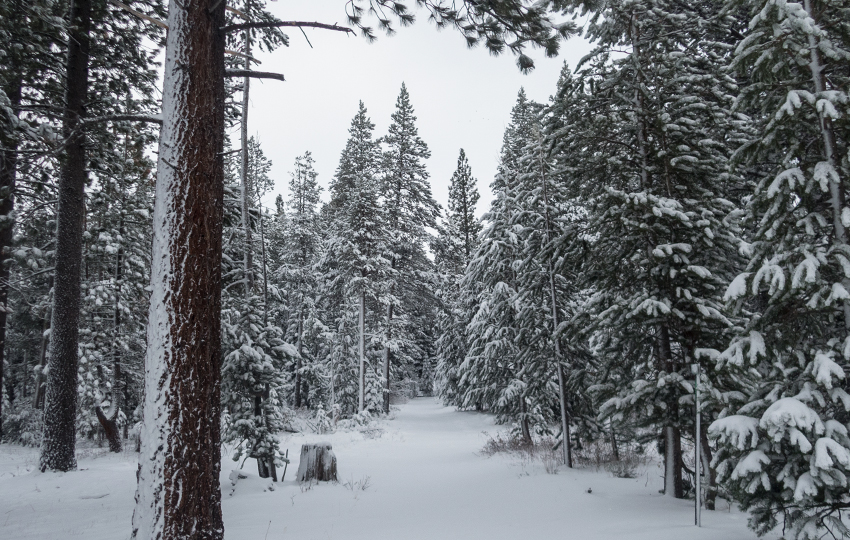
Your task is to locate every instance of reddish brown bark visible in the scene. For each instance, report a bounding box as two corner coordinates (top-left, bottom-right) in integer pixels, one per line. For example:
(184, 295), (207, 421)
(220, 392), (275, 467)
(131, 0), (226, 538)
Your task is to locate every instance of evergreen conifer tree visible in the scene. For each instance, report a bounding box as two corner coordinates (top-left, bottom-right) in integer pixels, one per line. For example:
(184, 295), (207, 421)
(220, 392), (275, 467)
(379, 83), (440, 413)
(708, 0), (850, 536)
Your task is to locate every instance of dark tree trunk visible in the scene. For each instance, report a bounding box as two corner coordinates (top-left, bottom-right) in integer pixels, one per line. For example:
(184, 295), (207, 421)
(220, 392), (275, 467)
(663, 425), (684, 499)
(131, 0), (226, 538)
(95, 404), (121, 453)
(658, 325), (684, 498)
(39, 0), (92, 472)
(520, 397), (532, 445)
(610, 423), (620, 462)
(700, 422), (717, 510)
(0, 71), (21, 441)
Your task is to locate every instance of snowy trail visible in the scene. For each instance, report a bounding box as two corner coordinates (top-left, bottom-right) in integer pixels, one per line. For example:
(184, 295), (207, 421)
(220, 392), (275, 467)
(0, 398), (770, 539)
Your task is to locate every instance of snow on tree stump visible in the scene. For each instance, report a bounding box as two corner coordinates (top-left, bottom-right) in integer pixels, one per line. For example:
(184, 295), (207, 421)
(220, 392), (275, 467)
(296, 442), (337, 483)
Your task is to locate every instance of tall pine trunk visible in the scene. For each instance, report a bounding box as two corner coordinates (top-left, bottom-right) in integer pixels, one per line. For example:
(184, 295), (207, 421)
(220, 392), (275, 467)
(538, 141), (571, 467)
(802, 0), (850, 327)
(131, 0), (226, 537)
(239, 5), (254, 293)
(358, 288), (366, 413)
(95, 241), (124, 453)
(383, 302), (392, 414)
(39, 0), (92, 472)
(0, 67), (21, 440)
(294, 312), (303, 407)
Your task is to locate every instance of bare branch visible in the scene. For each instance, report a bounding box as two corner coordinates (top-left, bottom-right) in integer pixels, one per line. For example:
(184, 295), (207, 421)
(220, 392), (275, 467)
(225, 49), (261, 64)
(225, 70), (286, 82)
(80, 114), (163, 127)
(221, 21), (354, 35)
(108, 0), (167, 29)
(226, 6), (248, 19)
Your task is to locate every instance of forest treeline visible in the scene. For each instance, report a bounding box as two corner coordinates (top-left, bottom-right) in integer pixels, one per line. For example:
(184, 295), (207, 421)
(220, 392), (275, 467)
(2, 0), (850, 539)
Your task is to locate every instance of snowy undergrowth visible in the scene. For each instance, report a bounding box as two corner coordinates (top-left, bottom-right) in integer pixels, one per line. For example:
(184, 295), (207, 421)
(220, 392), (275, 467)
(0, 399), (774, 540)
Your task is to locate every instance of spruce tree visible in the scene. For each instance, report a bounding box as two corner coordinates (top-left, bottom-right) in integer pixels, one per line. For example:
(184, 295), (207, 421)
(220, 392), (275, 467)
(459, 90), (543, 441)
(434, 149), (481, 405)
(554, 0), (746, 497)
(708, 0), (850, 536)
(281, 151), (322, 408)
(323, 102), (387, 414)
(379, 83), (440, 413)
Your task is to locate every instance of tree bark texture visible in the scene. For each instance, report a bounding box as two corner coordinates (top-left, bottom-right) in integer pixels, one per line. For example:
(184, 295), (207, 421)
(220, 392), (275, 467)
(39, 0), (92, 472)
(131, 0), (226, 538)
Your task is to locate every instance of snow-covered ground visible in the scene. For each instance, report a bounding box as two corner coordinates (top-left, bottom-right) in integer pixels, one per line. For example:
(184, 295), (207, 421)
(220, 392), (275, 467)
(0, 398), (772, 539)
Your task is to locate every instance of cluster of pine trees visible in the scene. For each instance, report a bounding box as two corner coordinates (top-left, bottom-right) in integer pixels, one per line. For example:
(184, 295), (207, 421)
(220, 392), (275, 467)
(434, 0), (850, 538)
(2, 0), (849, 538)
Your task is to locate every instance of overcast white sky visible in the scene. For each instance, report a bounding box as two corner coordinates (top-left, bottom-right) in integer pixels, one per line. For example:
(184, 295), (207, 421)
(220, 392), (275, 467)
(242, 2), (593, 217)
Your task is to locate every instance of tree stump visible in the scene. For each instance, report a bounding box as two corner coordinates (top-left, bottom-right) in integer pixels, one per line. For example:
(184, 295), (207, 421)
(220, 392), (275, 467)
(296, 442), (337, 483)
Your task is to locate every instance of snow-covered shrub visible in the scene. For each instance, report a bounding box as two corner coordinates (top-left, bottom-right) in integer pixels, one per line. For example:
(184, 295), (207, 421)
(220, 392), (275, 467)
(2, 404), (43, 446)
(314, 405), (333, 435)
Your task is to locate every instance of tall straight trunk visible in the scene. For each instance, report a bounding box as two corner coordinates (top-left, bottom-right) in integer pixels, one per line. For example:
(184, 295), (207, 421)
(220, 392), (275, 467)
(131, 0), (226, 538)
(259, 205), (268, 325)
(538, 140), (571, 467)
(381, 255), (397, 415)
(0, 69), (21, 440)
(39, 0), (92, 472)
(95, 238), (124, 453)
(239, 5), (254, 293)
(383, 302), (392, 414)
(294, 312), (303, 407)
(802, 0), (850, 327)
(358, 288), (366, 413)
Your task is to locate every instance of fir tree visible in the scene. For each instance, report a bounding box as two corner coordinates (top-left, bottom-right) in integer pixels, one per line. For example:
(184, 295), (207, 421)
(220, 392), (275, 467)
(708, 0), (850, 536)
(379, 83), (440, 413)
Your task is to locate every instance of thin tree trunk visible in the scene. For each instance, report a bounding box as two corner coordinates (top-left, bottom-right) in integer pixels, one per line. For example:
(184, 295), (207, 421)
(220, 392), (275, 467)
(802, 0), (850, 327)
(95, 235), (124, 453)
(520, 396), (532, 445)
(610, 421), (620, 461)
(33, 296), (51, 410)
(0, 68), (21, 440)
(39, 0), (92, 472)
(383, 302), (392, 414)
(259, 204), (268, 325)
(359, 288), (366, 413)
(700, 423), (717, 510)
(538, 138), (571, 467)
(294, 311), (303, 408)
(131, 0), (226, 537)
(239, 3), (254, 294)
